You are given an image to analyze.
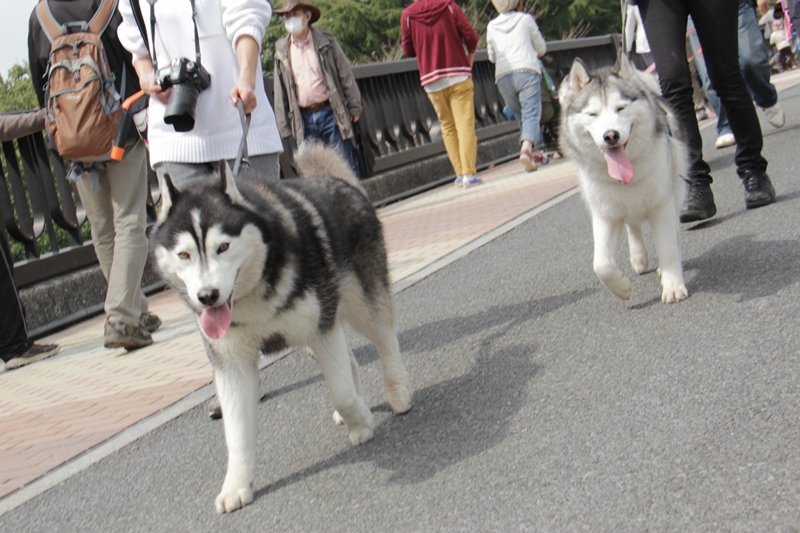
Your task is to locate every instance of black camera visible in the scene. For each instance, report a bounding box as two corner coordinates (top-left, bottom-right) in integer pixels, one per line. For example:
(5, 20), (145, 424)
(155, 58), (211, 132)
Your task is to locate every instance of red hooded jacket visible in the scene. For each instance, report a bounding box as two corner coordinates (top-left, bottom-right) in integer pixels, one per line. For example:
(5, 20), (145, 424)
(401, 0), (479, 87)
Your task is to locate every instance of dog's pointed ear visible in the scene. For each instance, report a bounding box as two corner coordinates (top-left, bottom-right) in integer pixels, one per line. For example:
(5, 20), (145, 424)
(157, 173), (180, 224)
(219, 160), (246, 206)
(568, 58), (591, 93)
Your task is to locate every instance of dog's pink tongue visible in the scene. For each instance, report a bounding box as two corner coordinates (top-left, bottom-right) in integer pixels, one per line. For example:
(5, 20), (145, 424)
(602, 145), (634, 185)
(200, 303), (232, 339)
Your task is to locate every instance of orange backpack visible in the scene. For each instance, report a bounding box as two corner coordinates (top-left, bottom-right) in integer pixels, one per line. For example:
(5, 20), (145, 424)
(36, 0), (122, 161)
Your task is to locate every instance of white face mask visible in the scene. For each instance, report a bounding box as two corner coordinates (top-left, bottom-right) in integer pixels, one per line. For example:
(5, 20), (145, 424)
(284, 16), (306, 36)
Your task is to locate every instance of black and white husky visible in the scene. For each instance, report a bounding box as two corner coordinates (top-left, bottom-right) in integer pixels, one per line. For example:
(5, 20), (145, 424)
(559, 56), (689, 303)
(152, 143), (413, 513)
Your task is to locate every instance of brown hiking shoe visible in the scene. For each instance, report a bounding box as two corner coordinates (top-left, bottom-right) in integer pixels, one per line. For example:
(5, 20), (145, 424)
(139, 312), (163, 333)
(4, 343), (60, 370)
(104, 318), (153, 351)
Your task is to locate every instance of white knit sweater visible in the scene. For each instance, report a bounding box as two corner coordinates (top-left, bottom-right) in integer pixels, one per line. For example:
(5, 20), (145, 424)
(118, 0), (283, 165)
(487, 12), (547, 81)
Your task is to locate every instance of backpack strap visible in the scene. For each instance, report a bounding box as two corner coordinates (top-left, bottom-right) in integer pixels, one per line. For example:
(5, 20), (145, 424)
(35, 0), (65, 43)
(35, 0), (119, 43)
(87, 0), (120, 36)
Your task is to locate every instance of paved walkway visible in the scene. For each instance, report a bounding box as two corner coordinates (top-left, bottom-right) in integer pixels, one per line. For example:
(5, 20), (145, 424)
(0, 153), (577, 502)
(3, 66), (799, 510)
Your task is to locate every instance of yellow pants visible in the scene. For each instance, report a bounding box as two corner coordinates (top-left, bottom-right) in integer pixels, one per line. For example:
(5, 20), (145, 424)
(427, 78), (478, 176)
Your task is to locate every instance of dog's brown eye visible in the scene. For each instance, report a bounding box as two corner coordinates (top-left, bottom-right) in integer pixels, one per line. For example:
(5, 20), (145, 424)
(178, 252), (190, 260)
(218, 243), (229, 253)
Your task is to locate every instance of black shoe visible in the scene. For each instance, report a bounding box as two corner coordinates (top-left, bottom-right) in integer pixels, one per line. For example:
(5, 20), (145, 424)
(680, 182), (717, 223)
(741, 169), (776, 209)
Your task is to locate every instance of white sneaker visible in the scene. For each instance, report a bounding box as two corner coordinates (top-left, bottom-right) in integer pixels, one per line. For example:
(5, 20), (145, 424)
(714, 133), (735, 149)
(761, 103), (786, 128)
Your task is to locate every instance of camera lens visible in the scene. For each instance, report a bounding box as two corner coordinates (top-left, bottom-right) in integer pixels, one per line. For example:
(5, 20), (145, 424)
(164, 83), (200, 132)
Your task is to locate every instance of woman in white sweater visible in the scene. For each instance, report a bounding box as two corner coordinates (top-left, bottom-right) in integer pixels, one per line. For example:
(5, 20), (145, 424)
(487, 0), (547, 172)
(117, 0), (283, 189)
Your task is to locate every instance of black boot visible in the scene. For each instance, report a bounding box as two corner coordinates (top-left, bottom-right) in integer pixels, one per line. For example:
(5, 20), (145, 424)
(741, 169), (776, 209)
(680, 181), (717, 223)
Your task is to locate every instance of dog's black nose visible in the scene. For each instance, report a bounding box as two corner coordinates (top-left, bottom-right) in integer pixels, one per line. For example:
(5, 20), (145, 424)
(603, 130), (620, 145)
(198, 289), (220, 306)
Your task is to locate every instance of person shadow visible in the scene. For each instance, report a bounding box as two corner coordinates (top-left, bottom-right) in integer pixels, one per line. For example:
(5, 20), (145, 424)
(683, 234), (800, 301)
(253, 288), (596, 500)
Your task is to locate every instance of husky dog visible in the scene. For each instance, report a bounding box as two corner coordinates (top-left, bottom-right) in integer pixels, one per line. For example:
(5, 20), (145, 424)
(559, 57), (689, 303)
(152, 143), (413, 514)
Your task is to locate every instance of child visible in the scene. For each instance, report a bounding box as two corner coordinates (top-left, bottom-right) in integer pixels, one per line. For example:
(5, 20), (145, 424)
(769, 4), (797, 71)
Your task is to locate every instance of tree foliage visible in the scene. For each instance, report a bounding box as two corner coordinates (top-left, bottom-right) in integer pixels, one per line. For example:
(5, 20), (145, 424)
(0, 63), (38, 114)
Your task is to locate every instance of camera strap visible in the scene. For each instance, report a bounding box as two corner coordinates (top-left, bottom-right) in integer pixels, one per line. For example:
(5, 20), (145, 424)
(233, 98), (250, 178)
(147, 0), (202, 71)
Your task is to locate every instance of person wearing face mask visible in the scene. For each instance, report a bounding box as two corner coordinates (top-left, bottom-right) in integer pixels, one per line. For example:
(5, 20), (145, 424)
(273, 0), (362, 176)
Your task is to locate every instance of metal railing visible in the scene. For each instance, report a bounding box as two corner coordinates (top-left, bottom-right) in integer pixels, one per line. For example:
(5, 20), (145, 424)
(1, 35), (620, 290)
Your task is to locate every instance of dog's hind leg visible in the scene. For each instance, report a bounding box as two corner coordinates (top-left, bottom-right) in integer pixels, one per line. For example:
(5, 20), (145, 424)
(626, 223), (649, 274)
(211, 348), (260, 514)
(309, 324), (375, 445)
(342, 287), (412, 416)
(592, 216), (632, 300)
(650, 202), (688, 303)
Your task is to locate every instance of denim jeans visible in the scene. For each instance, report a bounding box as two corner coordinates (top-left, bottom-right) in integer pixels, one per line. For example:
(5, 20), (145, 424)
(301, 104), (359, 176)
(639, 0), (768, 183)
(496, 71), (544, 149)
(701, 0), (778, 137)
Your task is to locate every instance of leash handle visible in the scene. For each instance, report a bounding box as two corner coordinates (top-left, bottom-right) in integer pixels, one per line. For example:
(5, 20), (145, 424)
(233, 98), (250, 178)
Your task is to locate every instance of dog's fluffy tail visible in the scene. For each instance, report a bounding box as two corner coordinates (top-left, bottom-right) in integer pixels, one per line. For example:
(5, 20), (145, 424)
(294, 141), (366, 196)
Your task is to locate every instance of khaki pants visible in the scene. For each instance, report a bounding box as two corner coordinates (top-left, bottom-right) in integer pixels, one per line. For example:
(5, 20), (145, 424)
(427, 78), (478, 176)
(75, 141), (149, 326)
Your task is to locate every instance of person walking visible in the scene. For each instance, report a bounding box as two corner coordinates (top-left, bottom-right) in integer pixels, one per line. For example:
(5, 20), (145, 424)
(693, 0), (786, 150)
(635, 0), (777, 222)
(487, 0), (548, 172)
(118, 0), (282, 420)
(273, 0), (362, 177)
(28, 0), (161, 350)
(117, 0), (284, 191)
(402, 0), (481, 188)
(0, 230), (59, 371)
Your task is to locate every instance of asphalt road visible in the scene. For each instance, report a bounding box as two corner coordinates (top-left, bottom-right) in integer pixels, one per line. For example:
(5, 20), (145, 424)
(4, 86), (800, 532)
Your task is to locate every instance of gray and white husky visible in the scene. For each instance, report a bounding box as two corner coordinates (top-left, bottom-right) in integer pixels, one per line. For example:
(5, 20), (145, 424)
(152, 143), (413, 514)
(559, 56), (689, 303)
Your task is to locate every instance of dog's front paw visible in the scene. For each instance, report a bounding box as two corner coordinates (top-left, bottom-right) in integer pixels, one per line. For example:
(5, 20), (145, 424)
(630, 253), (649, 275)
(348, 425), (374, 446)
(595, 265), (632, 300)
(387, 381), (413, 415)
(661, 283), (688, 304)
(215, 485), (254, 514)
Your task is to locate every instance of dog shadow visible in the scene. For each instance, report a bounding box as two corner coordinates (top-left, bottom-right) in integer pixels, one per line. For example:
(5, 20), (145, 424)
(253, 289), (596, 500)
(683, 234), (800, 301)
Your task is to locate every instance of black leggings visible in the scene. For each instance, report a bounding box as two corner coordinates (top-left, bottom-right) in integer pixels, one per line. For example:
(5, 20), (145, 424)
(638, 0), (767, 183)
